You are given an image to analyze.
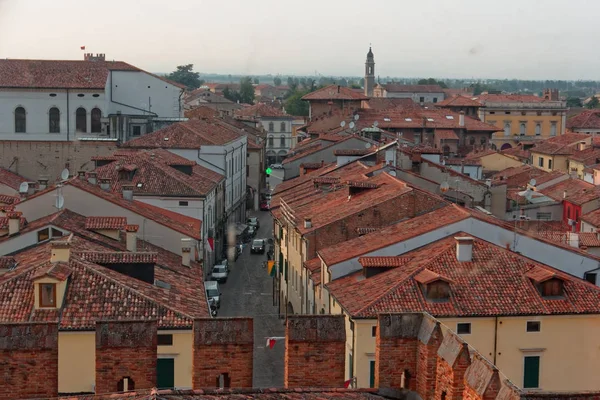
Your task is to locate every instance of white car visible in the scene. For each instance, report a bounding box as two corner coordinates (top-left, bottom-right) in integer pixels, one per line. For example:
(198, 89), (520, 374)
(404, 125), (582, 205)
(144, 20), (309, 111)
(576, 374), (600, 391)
(269, 163), (284, 169)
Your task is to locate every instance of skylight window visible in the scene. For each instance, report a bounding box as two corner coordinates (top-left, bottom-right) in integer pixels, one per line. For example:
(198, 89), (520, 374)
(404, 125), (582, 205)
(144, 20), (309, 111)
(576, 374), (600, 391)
(404, 118), (411, 122)
(384, 118), (391, 122)
(427, 118), (434, 122)
(163, 137), (169, 141)
(446, 115), (454, 120)
(136, 183), (143, 188)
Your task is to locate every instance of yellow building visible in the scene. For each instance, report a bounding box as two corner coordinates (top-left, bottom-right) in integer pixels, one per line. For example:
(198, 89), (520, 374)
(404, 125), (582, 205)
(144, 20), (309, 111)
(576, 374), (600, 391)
(325, 234), (600, 391)
(465, 149), (525, 173)
(529, 133), (591, 173)
(0, 209), (208, 393)
(475, 93), (567, 151)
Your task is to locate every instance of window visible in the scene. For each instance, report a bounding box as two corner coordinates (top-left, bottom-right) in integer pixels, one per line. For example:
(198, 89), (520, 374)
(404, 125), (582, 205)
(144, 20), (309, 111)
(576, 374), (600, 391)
(156, 358), (175, 389)
(369, 360), (375, 388)
(131, 125), (141, 136)
(179, 201), (189, 206)
(550, 122), (557, 136)
(37, 228), (50, 242)
(268, 135), (274, 147)
(536, 212), (552, 220)
(372, 326), (377, 337)
(504, 122), (511, 136)
(51, 228), (63, 237)
(505, 111), (511, 115)
(469, 136), (475, 145)
(419, 96), (425, 103)
(480, 137), (486, 145)
(526, 321), (541, 332)
(541, 278), (564, 297)
(489, 111), (496, 115)
(91, 108), (102, 133)
(280, 135), (285, 147)
(280, 122), (286, 132)
(520, 122), (526, 135)
(584, 272), (597, 285)
(433, 97), (438, 103)
(538, 157), (544, 167)
(75, 107), (87, 133)
(15, 106), (26, 133)
(456, 323), (471, 334)
(548, 159), (552, 169)
(49, 107), (60, 133)
(117, 377), (135, 392)
(523, 356), (540, 388)
(535, 123), (541, 136)
(39, 283), (56, 307)
(157, 334), (173, 346)
(425, 280), (450, 301)
(268, 122), (274, 132)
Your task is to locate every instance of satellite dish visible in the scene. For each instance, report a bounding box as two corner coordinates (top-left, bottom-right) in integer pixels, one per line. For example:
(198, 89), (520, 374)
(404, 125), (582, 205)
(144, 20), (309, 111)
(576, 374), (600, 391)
(60, 168), (70, 181)
(55, 194), (64, 209)
(389, 170), (397, 177)
(349, 122), (355, 129)
(373, 121), (379, 127)
(365, 142), (371, 148)
(354, 114), (360, 121)
(340, 121), (346, 128)
(18, 182), (29, 194)
(529, 178), (537, 187)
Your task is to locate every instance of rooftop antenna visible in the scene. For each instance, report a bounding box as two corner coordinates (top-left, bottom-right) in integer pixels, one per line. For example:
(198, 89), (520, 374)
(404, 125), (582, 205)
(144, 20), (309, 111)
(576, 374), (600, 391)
(18, 182), (29, 194)
(60, 168), (70, 181)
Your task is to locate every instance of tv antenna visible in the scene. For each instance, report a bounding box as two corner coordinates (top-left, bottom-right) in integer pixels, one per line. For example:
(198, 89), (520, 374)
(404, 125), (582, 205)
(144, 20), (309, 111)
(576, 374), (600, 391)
(60, 168), (70, 181)
(18, 182), (29, 194)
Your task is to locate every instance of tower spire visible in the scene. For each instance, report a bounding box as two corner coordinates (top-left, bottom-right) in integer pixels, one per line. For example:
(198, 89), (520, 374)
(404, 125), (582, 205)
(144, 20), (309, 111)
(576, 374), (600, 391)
(364, 45), (375, 97)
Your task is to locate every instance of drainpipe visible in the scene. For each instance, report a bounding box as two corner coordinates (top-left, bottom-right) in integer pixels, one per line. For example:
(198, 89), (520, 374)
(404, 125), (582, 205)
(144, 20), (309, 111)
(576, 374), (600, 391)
(493, 316), (499, 364)
(66, 89), (70, 141)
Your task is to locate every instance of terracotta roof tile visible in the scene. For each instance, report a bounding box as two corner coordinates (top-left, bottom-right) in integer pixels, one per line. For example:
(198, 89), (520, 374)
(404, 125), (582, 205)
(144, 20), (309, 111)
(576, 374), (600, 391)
(358, 256), (412, 268)
(567, 110), (600, 130)
(474, 94), (551, 104)
(84, 216), (126, 230)
(356, 227), (379, 235)
(581, 208), (600, 228)
(0, 194), (19, 205)
(579, 232), (600, 247)
(0, 168), (28, 191)
(302, 84), (369, 101)
(500, 145), (531, 161)
(437, 95), (483, 107)
(0, 257), (16, 270)
(76, 251), (158, 264)
(328, 234), (600, 318)
(31, 262), (72, 281)
(531, 133), (590, 155)
(235, 103), (289, 118)
(434, 129), (459, 140)
(539, 178), (598, 205)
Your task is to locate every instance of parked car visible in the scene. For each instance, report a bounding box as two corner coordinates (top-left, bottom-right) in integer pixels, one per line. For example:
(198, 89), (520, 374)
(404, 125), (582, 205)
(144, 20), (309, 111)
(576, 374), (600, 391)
(248, 225), (257, 237)
(204, 280), (221, 308)
(270, 163), (284, 169)
(260, 201), (270, 211)
(251, 239), (266, 254)
(247, 217), (260, 229)
(211, 264), (229, 283)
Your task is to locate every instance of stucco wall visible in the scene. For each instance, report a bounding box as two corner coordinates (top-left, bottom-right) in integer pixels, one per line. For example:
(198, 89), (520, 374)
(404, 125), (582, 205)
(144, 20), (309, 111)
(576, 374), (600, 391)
(58, 332), (95, 393)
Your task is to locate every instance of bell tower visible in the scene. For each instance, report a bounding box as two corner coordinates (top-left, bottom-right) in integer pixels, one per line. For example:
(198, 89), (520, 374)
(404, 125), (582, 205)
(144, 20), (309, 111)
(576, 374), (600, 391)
(364, 46), (375, 97)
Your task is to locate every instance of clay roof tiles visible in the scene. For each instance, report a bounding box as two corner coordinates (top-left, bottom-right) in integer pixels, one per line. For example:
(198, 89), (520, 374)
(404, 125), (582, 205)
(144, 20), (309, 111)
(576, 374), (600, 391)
(0, 168), (28, 191)
(437, 95), (482, 107)
(301, 84), (369, 101)
(567, 110), (600, 130)
(234, 103), (289, 118)
(539, 178), (598, 205)
(84, 216), (126, 230)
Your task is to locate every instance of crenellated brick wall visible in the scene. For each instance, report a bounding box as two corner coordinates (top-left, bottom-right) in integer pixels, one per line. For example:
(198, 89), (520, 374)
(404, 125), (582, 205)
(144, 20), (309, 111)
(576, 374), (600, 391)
(416, 314), (444, 400)
(193, 318), (254, 389)
(95, 320), (157, 394)
(435, 333), (472, 400)
(0, 322), (58, 400)
(285, 315), (346, 388)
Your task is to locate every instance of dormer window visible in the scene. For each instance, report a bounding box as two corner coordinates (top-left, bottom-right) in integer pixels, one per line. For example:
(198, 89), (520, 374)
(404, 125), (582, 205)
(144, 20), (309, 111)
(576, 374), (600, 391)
(525, 266), (565, 298)
(39, 283), (56, 307)
(541, 278), (564, 297)
(414, 269), (452, 302)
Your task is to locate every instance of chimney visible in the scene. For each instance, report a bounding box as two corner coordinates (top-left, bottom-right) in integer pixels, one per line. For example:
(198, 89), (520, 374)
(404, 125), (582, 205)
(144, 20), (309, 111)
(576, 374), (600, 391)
(50, 239), (71, 262)
(459, 111), (465, 127)
(568, 232), (579, 248)
(125, 224), (139, 252)
(181, 238), (192, 266)
(577, 141), (586, 152)
(122, 184), (134, 201)
(7, 211), (22, 236)
(304, 218), (312, 229)
(37, 178), (49, 191)
(99, 178), (111, 191)
(455, 236), (473, 262)
(87, 172), (97, 185)
(77, 170), (86, 180)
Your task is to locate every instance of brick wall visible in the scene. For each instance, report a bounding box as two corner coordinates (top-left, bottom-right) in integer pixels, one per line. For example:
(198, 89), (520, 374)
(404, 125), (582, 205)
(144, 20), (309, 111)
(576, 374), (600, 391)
(416, 315), (444, 400)
(285, 315), (345, 388)
(95, 320), (157, 394)
(0, 141), (116, 182)
(193, 318), (253, 389)
(0, 322), (58, 399)
(435, 333), (471, 400)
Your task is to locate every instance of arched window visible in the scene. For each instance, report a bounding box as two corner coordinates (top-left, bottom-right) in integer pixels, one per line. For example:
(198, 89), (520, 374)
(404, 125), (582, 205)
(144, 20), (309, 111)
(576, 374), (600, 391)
(504, 122), (511, 137)
(280, 135), (285, 147)
(280, 122), (286, 132)
(268, 122), (274, 132)
(75, 107), (87, 133)
(443, 145), (450, 157)
(268, 135), (274, 147)
(14, 107), (26, 133)
(91, 108), (102, 133)
(49, 107), (60, 133)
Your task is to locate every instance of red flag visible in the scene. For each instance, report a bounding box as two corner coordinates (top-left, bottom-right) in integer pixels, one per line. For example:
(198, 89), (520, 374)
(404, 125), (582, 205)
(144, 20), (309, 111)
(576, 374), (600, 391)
(344, 378), (352, 388)
(268, 338), (276, 349)
(80, 46), (86, 50)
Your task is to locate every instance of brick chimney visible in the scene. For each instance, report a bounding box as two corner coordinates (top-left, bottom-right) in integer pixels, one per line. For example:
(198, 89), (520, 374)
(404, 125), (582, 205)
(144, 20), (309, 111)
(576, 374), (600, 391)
(99, 178), (111, 191)
(455, 237), (473, 262)
(181, 238), (192, 266)
(193, 318), (253, 389)
(84, 53), (106, 62)
(50, 240), (71, 263)
(285, 315), (346, 388)
(577, 141), (587, 152)
(7, 211), (22, 236)
(38, 178), (49, 191)
(87, 172), (97, 185)
(125, 224), (138, 252)
(77, 170), (86, 180)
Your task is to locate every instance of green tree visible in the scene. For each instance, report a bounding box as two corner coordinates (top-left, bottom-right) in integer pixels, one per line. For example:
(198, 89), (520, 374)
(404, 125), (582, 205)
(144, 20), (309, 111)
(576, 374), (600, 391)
(274, 77), (282, 86)
(418, 78), (447, 88)
(284, 90), (310, 116)
(566, 97), (583, 108)
(586, 97), (599, 109)
(222, 87), (238, 103)
(239, 76), (255, 104)
(165, 64), (203, 89)
(253, 77), (259, 84)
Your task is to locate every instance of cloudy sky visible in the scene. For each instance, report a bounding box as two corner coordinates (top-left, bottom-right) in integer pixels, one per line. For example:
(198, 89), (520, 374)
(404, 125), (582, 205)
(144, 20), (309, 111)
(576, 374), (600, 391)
(0, 0), (596, 80)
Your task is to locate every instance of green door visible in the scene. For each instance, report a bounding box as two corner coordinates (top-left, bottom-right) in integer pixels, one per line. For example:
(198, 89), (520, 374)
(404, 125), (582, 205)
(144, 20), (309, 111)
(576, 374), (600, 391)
(369, 360), (375, 388)
(523, 356), (540, 388)
(157, 358), (175, 389)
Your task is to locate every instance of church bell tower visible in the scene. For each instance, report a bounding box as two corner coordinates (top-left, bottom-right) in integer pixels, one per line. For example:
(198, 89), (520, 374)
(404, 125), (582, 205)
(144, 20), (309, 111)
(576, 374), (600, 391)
(364, 46), (375, 97)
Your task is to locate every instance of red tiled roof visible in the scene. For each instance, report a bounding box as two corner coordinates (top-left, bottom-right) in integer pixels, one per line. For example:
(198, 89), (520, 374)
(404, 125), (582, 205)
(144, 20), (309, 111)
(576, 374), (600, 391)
(301, 84), (369, 101)
(579, 232), (600, 247)
(474, 94), (550, 104)
(464, 149), (497, 160)
(76, 251), (158, 264)
(434, 129), (459, 140)
(0, 194), (19, 205)
(327, 234), (600, 318)
(382, 84), (443, 93)
(567, 110), (600, 130)
(568, 147), (600, 164)
(358, 256), (412, 268)
(84, 216), (126, 230)
(318, 204), (470, 266)
(491, 165), (552, 188)
(0, 257), (16, 270)
(524, 266), (557, 283)
(539, 178), (598, 205)
(531, 133), (590, 155)
(235, 103), (289, 118)
(500, 145), (530, 161)
(0, 168), (28, 191)
(364, 98), (418, 110)
(437, 95), (482, 107)
(581, 208), (600, 228)
(122, 118), (244, 149)
(31, 262), (72, 281)
(93, 149), (223, 197)
(333, 148), (372, 156)
(283, 135), (372, 165)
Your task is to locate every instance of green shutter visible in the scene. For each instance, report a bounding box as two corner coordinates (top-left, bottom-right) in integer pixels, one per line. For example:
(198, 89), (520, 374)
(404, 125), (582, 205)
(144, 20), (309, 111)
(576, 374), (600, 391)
(523, 356), (540, 388)
(157, 358), (175, 389)
(349, 353), (353, 381)
(369, 360), (375, 388)
(284, 260), (288, 281)
(279, 251), (284, 274)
